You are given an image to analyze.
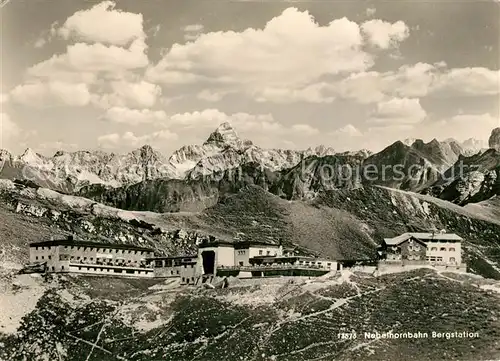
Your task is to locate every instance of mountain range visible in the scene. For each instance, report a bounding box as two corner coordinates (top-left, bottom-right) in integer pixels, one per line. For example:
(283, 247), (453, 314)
(0, 122), (496, 193)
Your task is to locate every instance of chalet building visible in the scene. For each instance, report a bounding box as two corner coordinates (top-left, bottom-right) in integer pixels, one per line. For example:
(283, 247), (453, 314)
(28, 236), (155, 277)
(378, 232), (465, 270)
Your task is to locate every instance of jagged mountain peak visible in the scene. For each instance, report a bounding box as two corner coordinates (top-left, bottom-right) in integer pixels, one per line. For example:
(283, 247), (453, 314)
(203, 122), (248, 148)
(19, 148), (49, 165)
(132, 144), (159, 158)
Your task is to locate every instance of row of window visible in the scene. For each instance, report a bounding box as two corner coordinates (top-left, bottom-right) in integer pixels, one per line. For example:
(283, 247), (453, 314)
(258, 250), (273, 256)
(429, 247), (456, 252)
(35, 255), (51, 260)
(74, 266), (153, 274)
(153, 261), (195, 269)
(401, 246), (456, 252)
(35, 246), (150, 255)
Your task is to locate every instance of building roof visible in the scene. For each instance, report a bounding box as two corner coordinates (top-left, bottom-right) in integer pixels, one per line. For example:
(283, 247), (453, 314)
(197, 239), (280, 249)
(30, 238), (154, 252)
(383, 232), (463, 246)
(233, 241), (280, 249)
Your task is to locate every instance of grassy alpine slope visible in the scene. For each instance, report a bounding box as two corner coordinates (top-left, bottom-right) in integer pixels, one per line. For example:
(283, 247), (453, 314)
(2, 180), (500, 279)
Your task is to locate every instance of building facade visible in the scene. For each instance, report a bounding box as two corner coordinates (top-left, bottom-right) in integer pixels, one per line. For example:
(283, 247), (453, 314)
(147, 256), (197, 284)
(196, 240), (340, 279)
(28, 236), (342, 282)
(29, 236), (155, 277)
(379, 232), (464, 268)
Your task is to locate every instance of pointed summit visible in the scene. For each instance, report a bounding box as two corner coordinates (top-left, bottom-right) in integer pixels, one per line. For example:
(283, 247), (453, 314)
(204, 122), (247, 148)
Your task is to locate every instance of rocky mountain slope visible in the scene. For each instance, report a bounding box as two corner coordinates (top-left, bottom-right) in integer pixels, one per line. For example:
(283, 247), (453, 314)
(424, 148), (500, 206)
(1, 269), (499, 361)
(0, 123), (340, 192)
(4, 122), (488, 198)
(489, 127), (500, 151)
(2, 179), (500, 279)
(0, 146), (178, 192)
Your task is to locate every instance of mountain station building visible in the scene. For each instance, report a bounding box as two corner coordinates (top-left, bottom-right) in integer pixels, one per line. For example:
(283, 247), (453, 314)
(377, 231), (466, 271)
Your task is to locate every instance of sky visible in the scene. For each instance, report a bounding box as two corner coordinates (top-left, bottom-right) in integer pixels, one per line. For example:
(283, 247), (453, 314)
(1, 0), (499, 156)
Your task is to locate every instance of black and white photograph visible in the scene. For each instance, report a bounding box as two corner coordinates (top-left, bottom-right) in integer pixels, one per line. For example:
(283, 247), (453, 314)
(0, 0), (499, 360)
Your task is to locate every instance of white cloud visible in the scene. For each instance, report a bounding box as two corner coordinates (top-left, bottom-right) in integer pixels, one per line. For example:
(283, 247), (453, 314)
(333, 63), (500, 103)
(432, 67), (500, 96)
(34, 38), (47, 48)
(429, 113), (499, 141)
(102, 107), (167, 125)
(255, 83), (335, 103)
(183, 24), (204, 41)
(169, 108), (275, 130)
(331, 124), (363, 137)
(29, 40), (148, 79)
(168, 108), (320, 137)
(0, 113), (21, 149)
(183, 24), (204, 32)
(197, 89), (230, 102)
(361, 20), (409, 49)
(97, 133), (120, 145)
(10, 81), (91, 107)
(0, 93), (9, 104)
(291, 124), (319, 135)
(147, 8), (387, 90)
(368, 98), (427, 126)
(39, 141), (78, 152)
(58, 1), (145, 46)
(366, 7), (377, 17)
(98, 129), (177, 148)
(94, 80), (162, 108)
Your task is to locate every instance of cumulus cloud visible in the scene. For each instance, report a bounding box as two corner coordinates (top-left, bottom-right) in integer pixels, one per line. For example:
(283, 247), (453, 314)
(333, 63), (500, 103)
(366, 7), (377, 17)
(361, 20), (409, 49)
(10, 81), (91, 107)
(183, 24), (204, 41)
(58, 1), (145, 46)
(28, 40), (149, 80)
(368, 98), (427, 126)
(432, 67), (500, 96)
(0, 113), (21, 149)
(98, 129), (177, 148)
(147, 8), (387, 89)
(102, 107), (167, 125)
(427, 113), (499, 141)
(255, 83), (335, 103)
(168, 108), (319, 137)
(15, 2), (150, 108)
(94, 80), (162, 108)
(331, 124), (363, 137)
(0, 93), (9, 104)
(39, 141), (78, 153)
(196, 89), (230, 102)
(170, 109), (275, 129)
(291, 124), (319, 135)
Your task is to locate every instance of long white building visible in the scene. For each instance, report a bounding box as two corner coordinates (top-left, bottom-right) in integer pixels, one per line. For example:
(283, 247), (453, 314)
(28, 236), (155, 277)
